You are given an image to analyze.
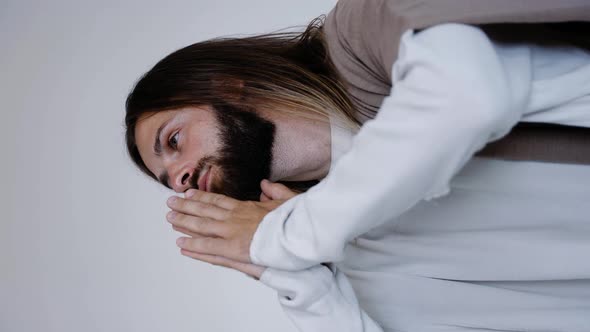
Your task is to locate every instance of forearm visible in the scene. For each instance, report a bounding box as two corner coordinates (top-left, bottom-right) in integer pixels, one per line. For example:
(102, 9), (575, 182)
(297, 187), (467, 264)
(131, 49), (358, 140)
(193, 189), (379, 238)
(251, 24), (522, 270)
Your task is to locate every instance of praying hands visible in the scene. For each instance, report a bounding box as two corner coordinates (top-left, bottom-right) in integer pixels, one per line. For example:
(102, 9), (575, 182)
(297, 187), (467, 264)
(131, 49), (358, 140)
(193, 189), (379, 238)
(166, 179), (298, 279)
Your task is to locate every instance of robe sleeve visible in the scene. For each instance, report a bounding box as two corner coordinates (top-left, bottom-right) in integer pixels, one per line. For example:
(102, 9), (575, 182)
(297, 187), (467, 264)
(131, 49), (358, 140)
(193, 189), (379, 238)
(250, 23), (524, 270)
(259, 264), (384, 332)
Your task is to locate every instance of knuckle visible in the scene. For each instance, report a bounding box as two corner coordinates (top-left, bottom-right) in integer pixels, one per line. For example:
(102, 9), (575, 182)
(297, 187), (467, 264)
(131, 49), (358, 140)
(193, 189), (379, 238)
(222, 225), (236, 238)
(178, 199), (192, 211)
(218, 223), (231, 237)
(193, 218), (204, 233)
(190, 201), (203, 208)
(237, 201), (255, 212)
(227, 209), (239, 221)
(182, 238), (195, 250)
(180, 215), (193, 230)
(200, 238), (212, 251)
(180, 215), (194, 230)
(191, 238), (204, 252)
(175, 213), (188, 227)
(193, 190), (206, 199)
(212, 194), (224, 205)
(187, 200), (203, 213)
(196, 219), (209, 234)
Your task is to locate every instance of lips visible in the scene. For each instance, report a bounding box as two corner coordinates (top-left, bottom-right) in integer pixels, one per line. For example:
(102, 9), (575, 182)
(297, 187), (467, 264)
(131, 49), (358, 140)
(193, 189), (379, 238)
(197, 166), (211, 192)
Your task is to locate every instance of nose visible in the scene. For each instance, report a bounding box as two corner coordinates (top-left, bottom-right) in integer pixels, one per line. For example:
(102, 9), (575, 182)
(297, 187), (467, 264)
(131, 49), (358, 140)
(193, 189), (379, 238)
(171, 167), (194, 193)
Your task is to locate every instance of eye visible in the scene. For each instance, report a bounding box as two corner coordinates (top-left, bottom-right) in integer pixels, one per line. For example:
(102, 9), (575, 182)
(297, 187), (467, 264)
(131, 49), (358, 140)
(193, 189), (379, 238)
(168, 132), (179, 150)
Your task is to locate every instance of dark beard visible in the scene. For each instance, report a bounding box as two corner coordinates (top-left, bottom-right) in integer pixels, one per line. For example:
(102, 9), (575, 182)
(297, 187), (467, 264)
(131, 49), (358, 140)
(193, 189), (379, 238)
(189, 103), (321, 201)
(190, 102), (276, 201)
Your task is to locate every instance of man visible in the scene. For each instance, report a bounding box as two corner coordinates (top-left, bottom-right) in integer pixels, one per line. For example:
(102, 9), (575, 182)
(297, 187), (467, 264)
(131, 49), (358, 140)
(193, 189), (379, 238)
(126, 1), (590, 331)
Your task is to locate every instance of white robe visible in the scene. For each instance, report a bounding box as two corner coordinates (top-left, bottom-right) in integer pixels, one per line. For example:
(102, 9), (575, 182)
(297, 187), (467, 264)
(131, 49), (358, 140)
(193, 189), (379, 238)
(252, 24), (590, 332)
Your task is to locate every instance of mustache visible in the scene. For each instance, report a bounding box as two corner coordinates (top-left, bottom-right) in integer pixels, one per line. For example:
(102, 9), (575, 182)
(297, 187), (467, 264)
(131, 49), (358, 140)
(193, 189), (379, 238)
(189, 155), (216, 191)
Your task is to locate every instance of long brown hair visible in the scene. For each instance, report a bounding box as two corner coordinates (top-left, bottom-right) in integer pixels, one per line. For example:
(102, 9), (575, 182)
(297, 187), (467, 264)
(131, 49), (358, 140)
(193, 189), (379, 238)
(125, 16), (359, 190)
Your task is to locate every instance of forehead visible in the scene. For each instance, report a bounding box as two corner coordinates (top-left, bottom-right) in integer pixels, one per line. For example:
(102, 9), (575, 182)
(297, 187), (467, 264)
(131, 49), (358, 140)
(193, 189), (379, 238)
(134, 110), (176, 175)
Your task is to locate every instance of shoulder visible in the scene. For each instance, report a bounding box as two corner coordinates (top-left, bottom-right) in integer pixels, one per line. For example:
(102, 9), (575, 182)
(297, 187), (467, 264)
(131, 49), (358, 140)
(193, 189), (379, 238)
(409, 23), (489, 50)
(323, 0), (463, 84)
(395, 23), (493, 75)
(323, 0), (421, 114)
(391, 24), (518, 129)
(394, 23), (496, 82)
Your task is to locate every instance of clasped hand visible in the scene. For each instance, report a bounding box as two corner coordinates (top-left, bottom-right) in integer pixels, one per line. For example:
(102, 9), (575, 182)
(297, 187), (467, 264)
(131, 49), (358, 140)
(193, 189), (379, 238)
(166, 179), (297, 279)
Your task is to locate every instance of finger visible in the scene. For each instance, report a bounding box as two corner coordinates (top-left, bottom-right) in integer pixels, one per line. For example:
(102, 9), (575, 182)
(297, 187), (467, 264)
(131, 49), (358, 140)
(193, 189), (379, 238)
(176, 236), (243, 262)
(180, 249), (265, 279)
(260, 192), (271, 202)
(167, 196), (230, 221)
(172, 225), (199, 238)
(259, 199), (286, 211)
(185, 189), (239, 210)
(167, 211), (229, 237)
(172, 225), (221, 239)
(260, 179), (297, 200)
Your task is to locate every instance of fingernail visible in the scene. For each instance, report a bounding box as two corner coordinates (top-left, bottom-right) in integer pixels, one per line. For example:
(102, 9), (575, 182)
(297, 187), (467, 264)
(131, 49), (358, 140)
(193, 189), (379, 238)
(167, 211), (177, 222)
(176, 238), (185, 246)
(185, 189), (196, 198)
(167, 196), (177, 205)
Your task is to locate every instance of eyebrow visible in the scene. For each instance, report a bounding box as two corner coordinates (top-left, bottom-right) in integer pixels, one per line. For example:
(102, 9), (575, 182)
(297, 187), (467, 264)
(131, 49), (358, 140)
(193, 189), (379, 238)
(153, 121), (167, 157)
(153, 119), (172, 189)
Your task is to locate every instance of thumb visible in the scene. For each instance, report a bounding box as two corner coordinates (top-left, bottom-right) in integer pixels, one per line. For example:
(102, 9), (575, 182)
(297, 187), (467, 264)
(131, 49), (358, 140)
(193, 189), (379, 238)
(259, 192), (271, 202)
(260, 179), (297, 201)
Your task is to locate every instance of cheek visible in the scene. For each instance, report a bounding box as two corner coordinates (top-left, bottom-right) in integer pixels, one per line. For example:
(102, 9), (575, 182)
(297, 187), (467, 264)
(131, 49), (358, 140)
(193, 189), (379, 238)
(185, 127), (221, 156)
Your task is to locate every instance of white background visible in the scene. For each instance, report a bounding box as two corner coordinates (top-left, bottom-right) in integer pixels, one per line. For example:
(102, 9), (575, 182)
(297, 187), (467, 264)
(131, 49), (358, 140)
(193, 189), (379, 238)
(0, 1), (336, 331)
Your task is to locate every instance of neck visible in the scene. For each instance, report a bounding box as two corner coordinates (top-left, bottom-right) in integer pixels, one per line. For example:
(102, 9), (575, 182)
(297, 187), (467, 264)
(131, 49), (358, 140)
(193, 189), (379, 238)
(260, 110), (332, 182)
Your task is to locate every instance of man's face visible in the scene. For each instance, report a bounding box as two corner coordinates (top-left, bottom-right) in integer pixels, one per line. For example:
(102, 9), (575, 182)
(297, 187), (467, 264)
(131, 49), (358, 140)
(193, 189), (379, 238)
(134, 104), (276, 201)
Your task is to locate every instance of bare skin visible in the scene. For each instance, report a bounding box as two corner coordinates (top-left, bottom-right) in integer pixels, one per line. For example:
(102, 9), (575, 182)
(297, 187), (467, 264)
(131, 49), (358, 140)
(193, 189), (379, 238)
(134, 105), (332, 192)
(134, 105), (332, 278)
(169, 180), (298, 279)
